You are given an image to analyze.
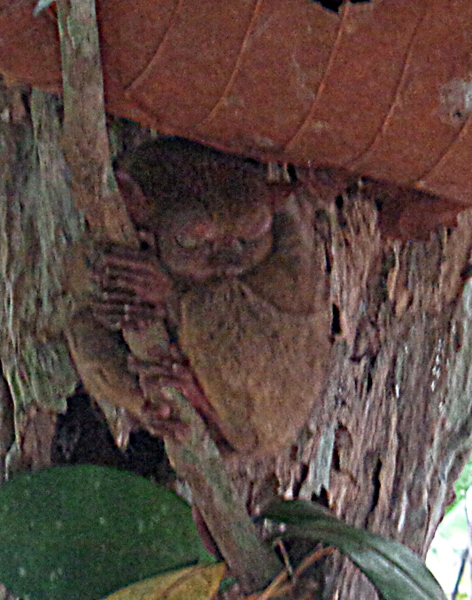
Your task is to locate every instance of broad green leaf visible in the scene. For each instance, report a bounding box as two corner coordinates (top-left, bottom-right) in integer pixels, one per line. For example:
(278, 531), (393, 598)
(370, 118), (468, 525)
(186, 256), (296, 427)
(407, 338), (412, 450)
(0, 465), (212, 600)
(103, 563), (226, 600)
(263, 500), (447, 600)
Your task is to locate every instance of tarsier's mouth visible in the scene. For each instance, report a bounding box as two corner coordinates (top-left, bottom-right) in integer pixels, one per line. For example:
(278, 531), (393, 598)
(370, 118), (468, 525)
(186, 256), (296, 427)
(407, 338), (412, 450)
(220, 265), (246, 278)
(175, 264), (246, 281)
(213, 263), (247, 277)
(207, 256), (246, 278)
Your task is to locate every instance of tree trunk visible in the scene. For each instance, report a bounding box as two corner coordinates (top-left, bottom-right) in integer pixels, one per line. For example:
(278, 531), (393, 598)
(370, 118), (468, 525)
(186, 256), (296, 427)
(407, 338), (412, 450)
(1, 82), (472, 599)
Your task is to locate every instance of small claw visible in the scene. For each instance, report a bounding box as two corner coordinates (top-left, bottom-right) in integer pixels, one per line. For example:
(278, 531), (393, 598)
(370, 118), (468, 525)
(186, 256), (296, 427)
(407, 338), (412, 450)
(148, 402), (172, 419)
(93, 315), (123, 332)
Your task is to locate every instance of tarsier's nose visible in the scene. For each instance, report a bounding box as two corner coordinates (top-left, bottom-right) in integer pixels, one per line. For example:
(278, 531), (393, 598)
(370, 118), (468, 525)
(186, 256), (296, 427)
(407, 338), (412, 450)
(211, 238), (244, 267)
(212, 249), (243, 266)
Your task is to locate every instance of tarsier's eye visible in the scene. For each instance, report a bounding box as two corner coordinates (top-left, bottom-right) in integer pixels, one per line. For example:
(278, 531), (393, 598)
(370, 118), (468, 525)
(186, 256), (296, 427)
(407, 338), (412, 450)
(175, 233), (206, 249)
(237, 237), (259, 248)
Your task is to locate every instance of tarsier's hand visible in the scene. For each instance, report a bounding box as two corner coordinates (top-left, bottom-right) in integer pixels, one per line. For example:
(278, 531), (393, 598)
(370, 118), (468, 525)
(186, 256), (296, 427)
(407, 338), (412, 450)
(92, 233), (173, 330)
(127, 344), (220, 440)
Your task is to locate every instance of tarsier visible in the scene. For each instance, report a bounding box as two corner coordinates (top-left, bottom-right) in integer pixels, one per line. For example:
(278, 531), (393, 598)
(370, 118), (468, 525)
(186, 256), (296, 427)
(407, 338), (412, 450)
(66, 138), (331, 456)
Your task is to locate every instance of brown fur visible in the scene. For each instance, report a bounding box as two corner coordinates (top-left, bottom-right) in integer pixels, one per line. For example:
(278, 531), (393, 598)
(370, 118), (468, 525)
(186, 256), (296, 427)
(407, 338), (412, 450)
(68, 138), (331, 455)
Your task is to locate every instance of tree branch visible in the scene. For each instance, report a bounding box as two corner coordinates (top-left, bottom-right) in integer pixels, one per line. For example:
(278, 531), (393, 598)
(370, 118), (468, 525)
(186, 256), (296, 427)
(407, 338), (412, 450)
(55, 0), (280, 591)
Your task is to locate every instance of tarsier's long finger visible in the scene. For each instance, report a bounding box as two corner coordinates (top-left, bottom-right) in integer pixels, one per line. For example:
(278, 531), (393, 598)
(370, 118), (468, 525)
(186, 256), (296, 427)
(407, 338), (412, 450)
(101, 242), (154, 259)
(94, 268), (171, 308)
(92, 312), (124, 331)
(124, 303), (166, 316)
(99, 253), (161, 275)
(129, 361), (176, 378)
(93, 300), (133, 316)
(122, 309), (166, 328)
(140, 402), (189, 440)
(158, 377), (219, 423)
(93, 269), (161, 292)
(127, 349), (185, 375)
(144, 400), (172, 419)
(109, 278), (168, 304)
(93, 253), (163, 285)
(145, 418), (189, 441)
(140, 389), (188, 437)
(99, 268), (162, 289)
(93, 303), (164, 330)
(93, 303), (163, 318)
(98, 290), (136, 303)
(162, 363), (196, 381)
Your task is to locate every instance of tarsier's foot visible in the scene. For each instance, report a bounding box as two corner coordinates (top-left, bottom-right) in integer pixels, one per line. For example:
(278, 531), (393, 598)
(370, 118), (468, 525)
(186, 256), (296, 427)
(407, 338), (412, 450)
(139, 399), (189, 441)
(128, 345), (220, 439)
(92, 237), (172, 330)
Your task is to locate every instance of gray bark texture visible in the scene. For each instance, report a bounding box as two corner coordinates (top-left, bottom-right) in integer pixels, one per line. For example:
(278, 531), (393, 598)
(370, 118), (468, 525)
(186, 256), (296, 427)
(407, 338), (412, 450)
(0, 82), (471, 599)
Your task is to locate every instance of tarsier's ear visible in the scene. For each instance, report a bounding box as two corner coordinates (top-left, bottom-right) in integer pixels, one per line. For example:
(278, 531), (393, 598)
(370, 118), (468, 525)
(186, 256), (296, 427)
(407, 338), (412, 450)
(115, 169), (155, 229)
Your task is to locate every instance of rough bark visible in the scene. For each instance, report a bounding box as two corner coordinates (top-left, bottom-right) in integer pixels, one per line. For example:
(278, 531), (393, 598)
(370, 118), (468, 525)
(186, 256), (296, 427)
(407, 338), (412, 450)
(310, 198), (472, 598)
(0, 82), (83, 476)
(218, 193), (472, 599)
(0, 82), (472, 599)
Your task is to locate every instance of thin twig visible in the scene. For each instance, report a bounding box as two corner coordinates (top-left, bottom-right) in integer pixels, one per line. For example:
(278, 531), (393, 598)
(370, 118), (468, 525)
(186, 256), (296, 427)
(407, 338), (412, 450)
(55, 0), (280, 592)
(246, 546), (334, 599)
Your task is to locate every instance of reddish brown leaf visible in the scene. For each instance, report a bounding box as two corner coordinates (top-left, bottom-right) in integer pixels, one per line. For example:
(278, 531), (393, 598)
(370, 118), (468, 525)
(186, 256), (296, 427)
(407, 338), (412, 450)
(1, 0), (471, 229)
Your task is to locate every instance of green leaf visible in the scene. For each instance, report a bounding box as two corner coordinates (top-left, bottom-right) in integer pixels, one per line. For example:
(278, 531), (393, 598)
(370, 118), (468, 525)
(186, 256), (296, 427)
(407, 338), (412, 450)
(33, 0), (55, 15)
(0, 465), (212, 600)
(262, 500), (447, 600)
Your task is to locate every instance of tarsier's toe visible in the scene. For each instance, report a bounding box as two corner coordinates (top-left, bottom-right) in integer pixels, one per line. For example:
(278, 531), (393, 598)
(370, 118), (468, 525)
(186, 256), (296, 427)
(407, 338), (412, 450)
(141, 400), (189, 440)
(121, 306), (165, 329)
(91, 311), (124, 331)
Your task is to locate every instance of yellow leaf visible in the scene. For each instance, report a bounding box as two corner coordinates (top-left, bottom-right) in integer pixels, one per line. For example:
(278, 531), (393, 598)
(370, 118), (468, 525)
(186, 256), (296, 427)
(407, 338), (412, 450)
(102, 563), (226, 600)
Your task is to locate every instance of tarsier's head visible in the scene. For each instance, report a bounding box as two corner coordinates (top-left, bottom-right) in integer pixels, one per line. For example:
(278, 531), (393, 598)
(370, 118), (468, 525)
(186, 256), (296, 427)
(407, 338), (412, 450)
(118, 137), (292, 281)
(157, 196), (274, 280)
